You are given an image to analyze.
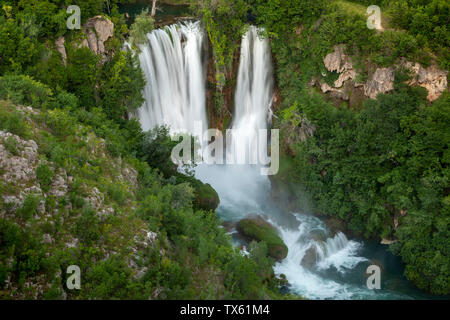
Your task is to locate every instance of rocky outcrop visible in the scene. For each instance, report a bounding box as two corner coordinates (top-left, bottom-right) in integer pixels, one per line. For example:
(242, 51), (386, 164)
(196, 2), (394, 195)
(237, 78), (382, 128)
(56, 16), (114, 66)
(364, 67), (395, 99)
(402, 61), (448, 101)
(380, 238), (397, 245)
(55, 36), (67, 66)
(320, 45), (448, 102)
(323, 45), (357, 89)
(236, 216), (288, 261)
(0, 131), (39, 184)
(323, 45), (351, 74)
(82, 15), (114, 61)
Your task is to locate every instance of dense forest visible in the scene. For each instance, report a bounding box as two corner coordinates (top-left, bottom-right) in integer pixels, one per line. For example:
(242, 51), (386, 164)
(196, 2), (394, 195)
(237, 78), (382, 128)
(0, 0), (448, 299)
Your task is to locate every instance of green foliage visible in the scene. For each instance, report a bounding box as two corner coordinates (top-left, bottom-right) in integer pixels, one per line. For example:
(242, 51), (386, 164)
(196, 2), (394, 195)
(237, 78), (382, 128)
(99, 50), (145, 120)
(0, 75), (53, 108)
(193, 0), (248, 87)
(389, 0), (449, 68)
(75, 206), (102, 243)
(283, 82), (449, 293)
(4, 136), (19, 156)
(141, 126), (178, 177)
(0, 0), (290, 300)
(129, 9), (154, 48)
(66, 47), (100, 110)
(36, 163), (54, 193)
(0, 15), (42, 74)
(19, 195), (40, 221)
(0, 106), (32, 139)
(250, 0), (325, 35)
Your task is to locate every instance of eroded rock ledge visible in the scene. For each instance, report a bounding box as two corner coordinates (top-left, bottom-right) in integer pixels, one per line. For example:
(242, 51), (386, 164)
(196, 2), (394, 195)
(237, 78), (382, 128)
(55, 15), (114, 65)
(319, 45), (448, 103)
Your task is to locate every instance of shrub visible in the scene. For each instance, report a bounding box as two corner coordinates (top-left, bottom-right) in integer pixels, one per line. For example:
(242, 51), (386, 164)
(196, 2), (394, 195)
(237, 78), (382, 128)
(20, 195), (40, 220)
(4, 136), (19, 156)
(45, 108), (76, 137)
(0, 75), (53, 108)
(129, 9), (154, 48)
(0, 107), (32, 139)
(36, 163), (53, 193)
(75, 206), (101, 243)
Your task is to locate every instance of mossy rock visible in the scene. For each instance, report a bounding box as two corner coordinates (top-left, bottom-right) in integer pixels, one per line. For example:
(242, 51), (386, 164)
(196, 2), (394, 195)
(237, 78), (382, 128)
(192, 179), (219, 211)
(178, 175), (220, 211)
(236, 217), (288, 261)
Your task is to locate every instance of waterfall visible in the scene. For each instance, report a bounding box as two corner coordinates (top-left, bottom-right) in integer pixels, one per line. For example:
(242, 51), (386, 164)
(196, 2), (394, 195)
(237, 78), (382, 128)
(273, 214), (376, 300)
(133, 21), (207, 135)
(133, 23), (416, 300)
(195, 25), (274, 219)
(228, 26), (274, 164)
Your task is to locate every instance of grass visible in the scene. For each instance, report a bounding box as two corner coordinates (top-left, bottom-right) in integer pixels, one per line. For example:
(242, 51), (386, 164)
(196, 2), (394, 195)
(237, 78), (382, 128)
(335, 0), (392, 29)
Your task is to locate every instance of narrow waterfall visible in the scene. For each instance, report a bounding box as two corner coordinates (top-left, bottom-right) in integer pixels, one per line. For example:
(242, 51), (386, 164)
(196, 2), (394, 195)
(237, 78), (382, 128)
(133, 21), (207, 135)
(228, 26), (274, 164)
(195, 25), (274, 220)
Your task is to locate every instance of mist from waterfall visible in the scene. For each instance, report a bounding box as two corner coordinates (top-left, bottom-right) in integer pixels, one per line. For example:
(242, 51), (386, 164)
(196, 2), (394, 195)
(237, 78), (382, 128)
(133, 21), (207, 135)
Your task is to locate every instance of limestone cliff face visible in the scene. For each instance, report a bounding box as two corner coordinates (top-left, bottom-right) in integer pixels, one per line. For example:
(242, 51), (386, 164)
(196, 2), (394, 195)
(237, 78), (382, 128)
(55, 15), (114, 66)
(319, 45), (448, 103)
(364, 67), (395, 99)
(81, 15), (115, 62)
(402, 60), (448, 102)
(55, 36), (67, 66)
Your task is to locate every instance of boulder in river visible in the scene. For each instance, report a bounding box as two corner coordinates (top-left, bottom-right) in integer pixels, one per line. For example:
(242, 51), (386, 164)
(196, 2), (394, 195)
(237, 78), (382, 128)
(186, 176), (220, 211)
(236, 217), (288, 261)
(301, 246), (318, 269)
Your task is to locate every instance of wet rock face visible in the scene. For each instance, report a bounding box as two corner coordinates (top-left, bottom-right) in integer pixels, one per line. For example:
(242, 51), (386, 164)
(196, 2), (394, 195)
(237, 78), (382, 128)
(300, 246), (317, 269)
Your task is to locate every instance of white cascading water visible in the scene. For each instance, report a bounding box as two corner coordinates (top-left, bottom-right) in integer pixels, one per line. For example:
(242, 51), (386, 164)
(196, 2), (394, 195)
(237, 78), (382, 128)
(272, 214), (377, 299)
(227, 26), (274, 165)
(134, 23), (415, 300)
(132, 21), (207, 135)
(195, 25), (274, 219)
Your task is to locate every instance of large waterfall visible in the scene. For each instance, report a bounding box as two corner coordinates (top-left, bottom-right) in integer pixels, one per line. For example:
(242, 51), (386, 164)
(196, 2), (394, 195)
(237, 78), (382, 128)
(133, 21), (207, 135)
(196, 25), (274, 220)
(134, 22), (421, 300)
(227, 26), (274, 165)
